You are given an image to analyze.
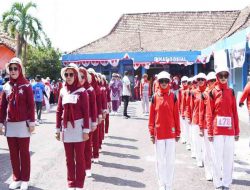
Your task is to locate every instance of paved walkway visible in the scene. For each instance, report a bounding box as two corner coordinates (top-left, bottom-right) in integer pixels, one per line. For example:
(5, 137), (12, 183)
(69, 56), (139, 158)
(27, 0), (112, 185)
(0, 101), (250, 190)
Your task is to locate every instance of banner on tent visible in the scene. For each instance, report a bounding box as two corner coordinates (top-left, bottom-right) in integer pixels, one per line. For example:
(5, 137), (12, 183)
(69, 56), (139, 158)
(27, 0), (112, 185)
(228, 42), (246, 68)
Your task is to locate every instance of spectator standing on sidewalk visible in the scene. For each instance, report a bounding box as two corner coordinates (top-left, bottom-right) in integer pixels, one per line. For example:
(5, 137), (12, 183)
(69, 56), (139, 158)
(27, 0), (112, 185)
(32, 75), (48, 125)
(148, 71), (180, 190)
(55, 63), (90, 190)
(122, 71), (131, 119)
(0, 57), (35, 190)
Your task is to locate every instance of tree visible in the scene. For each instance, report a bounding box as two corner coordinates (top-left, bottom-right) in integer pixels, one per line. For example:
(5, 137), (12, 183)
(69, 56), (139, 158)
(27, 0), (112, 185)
(2, 1), (44, 64)
(25, 46), (62, 80)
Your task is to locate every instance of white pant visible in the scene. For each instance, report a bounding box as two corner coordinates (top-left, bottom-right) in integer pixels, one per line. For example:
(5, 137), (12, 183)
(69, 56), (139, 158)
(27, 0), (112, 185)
(141, 94), (149, 113)
(44, 96), (50, 112)
(155, 139), (175, 190)
(192, 124), (203, 164)
(203, 129), (213, 179)
(180, 117), (186, 143)
(183, 119), (191, 147)
(211, 136), (234, 188)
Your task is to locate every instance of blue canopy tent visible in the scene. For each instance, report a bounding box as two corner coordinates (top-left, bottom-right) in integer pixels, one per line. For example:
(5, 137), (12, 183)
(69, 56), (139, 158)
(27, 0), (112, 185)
(62, 50), (201, 79)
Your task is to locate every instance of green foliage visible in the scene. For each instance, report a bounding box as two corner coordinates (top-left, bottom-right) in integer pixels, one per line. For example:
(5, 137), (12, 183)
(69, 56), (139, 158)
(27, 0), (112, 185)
(25, 46), (62, 80)
(2, 1), (44, 58)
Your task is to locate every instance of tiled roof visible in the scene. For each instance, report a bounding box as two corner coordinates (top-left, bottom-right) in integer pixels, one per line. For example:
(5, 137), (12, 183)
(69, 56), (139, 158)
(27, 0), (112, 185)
(0, 23), (16, 51)
(71, 7), (250, 54)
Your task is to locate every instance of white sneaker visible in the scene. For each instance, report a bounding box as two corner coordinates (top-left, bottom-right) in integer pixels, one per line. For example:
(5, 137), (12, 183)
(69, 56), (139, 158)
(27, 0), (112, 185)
(20, 181), (29, 190)
(93, 158), (99, 163)
(39, 120), (43, 124)
(86, 169), (92, 177)
(197, 161), (204, 167)
(159, 186), (166, 190)
(35, 121), (40, 126)
(191, 154), (196, 159)
(9, 181), (21, 189)
(75, 188), (83, 190)
(186, 144), (191, 150)
(67, 188), (75, 190)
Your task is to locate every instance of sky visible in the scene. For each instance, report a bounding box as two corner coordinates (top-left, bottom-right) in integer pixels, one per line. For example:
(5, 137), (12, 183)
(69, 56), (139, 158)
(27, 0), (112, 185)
(0, 0), (250, 52)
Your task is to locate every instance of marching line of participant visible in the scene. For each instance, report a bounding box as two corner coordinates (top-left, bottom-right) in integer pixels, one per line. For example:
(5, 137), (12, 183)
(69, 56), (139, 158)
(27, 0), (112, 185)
(149, 67), (240, 190)
(0, 59), (112, 190)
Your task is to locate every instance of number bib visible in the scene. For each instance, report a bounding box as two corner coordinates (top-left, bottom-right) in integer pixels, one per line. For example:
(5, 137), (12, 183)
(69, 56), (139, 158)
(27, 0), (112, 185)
(62, 94), (78, 105)
(217, 116), (232, 127)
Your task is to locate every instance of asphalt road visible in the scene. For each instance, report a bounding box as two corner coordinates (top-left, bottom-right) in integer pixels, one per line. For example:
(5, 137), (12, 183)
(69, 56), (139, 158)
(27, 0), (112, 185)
(0, 102), (249, 190)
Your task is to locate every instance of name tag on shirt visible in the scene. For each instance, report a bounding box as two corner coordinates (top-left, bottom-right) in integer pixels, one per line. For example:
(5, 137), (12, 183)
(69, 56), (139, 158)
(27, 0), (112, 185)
(217, 116), (232, 127)
(62, 94), (78, 105)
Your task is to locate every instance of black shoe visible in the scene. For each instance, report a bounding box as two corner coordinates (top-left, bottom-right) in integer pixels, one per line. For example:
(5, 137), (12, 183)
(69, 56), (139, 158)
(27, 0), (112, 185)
(125, 115), (131, 118)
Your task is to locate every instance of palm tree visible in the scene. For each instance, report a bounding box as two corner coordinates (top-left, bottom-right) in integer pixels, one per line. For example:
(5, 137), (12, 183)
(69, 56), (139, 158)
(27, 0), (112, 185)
(2, 1), (43, 64)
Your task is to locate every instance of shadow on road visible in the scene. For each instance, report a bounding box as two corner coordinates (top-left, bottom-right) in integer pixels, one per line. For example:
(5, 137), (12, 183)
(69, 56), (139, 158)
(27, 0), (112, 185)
(103, 142), (138, 150)
(101, 151), (140, 159)
(92, 173), (146, 188)
(233, 179), (250, 186)
(0, 152), (35, 185)
(108, 136), (138, 142)
(98, 161), (144, 173)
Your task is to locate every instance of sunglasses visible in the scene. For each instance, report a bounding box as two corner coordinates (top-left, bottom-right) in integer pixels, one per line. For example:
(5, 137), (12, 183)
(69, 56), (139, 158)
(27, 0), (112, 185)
(182, 81), (187, 83)
(218, 73), (229, 79)
(197, 78), (205, 82)
(159, 79), (170, 84)
(9, 67), (18, 72)
(209, 79), (216, 83)
(64, 72), (74, 78)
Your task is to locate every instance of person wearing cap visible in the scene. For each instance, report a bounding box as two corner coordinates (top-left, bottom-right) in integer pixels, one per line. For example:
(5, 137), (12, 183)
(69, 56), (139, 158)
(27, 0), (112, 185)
(88, 68), (102, 163)
(0, 57), (35, 190)
(79, 67), (97, 177)
(140, 73), (151, 115)
(109, 73), (120, 115)
(148, 71), (180, 190)
(198, 71), (216, 181)
(206, 67), (239, 190)
(178, 76), (188, 144)
(55, 63), (90, 190)
(187, 73), (206, 167)
(122, 71), (131, 119)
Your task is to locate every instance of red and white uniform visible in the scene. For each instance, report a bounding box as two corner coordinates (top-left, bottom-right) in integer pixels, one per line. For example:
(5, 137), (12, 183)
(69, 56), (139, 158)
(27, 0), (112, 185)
(239, 81), (250, 111)
(199, 85), (215, 180)
(148, 80), (180, 190)
(206, 83), (239, 188)
(0, 62), (35, 183)
(105, 84), (111, 134)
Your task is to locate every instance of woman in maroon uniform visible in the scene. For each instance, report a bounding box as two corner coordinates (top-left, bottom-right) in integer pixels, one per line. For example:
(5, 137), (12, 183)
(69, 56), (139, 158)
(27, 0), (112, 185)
(55, 63), (90, 190)
(0, 57), (35, 190)
(79, 67), (97, 177)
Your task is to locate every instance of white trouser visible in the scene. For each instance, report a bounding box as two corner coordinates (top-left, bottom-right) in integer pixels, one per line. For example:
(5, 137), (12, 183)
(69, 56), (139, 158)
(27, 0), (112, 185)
(44, 97), (50, 112)
(211, 135), (234, 188)
(203, 129), (213, 179)
(155, 139), (175, 190)
(192, 124), (203, 164)
(180, 117), (186, 143)
(141, 94), (149, 113)
(183, 119), (191, 147)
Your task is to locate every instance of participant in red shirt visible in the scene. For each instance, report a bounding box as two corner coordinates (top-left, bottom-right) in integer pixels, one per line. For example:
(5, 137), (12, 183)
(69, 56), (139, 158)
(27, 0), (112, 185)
(55, 63), (90, 190)
(148, 71), (180, 190)
(0, 57), (35, 190)
(206, 66), (239, 190)
(199, 71), (216, 181)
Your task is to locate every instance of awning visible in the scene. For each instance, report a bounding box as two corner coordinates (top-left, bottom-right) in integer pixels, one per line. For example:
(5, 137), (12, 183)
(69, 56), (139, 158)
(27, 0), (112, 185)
(62, 50), (201, 69)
